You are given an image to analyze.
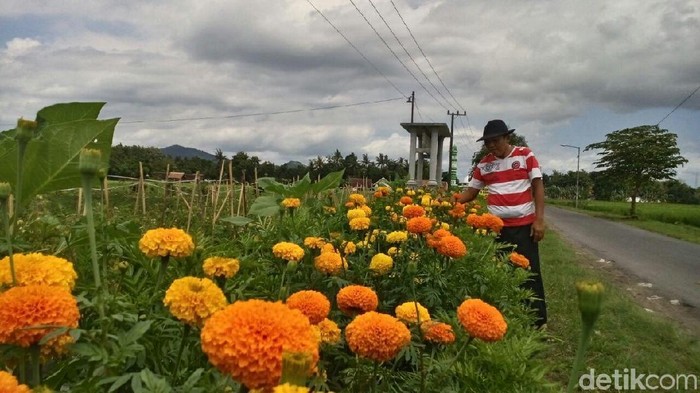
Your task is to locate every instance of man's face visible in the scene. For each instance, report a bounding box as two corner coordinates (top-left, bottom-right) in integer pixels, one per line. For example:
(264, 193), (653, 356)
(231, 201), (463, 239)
(483, 135), (510, 158)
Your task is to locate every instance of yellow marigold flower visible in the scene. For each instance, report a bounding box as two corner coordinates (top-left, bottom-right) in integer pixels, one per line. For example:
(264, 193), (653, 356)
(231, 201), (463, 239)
(420, 321), (455, 344)
(457, 299), (507, 342)
(314, 251), (347, 275)
(469, 207), (478, 214)
(272, 242), (305, 262)
(200, 300), (319, 391)
(346, 207), (367, 220)
(139, 227), (194, 258)
(348, 193), (366, 205)
(395, 301), (431, 324)
(281, 198), (301, 208)
(406, 189), (416, 196)
(387, 246), (399, 256)
(406, 216), (433, 234)
(349, 217), (370, 231)
(345, 311), (411, 362)
(303, 237), (326, 249)
(437, 236), (467, 259)
(0, 285), (79, 351)
(0, 252), (77, 290)
(420, 195), (432, 207)
(402, 204), (425, 218)
(336, 285), (379, 316)
(286, 290), (330, 324)
(440, 222), (450, 230)
(396, 187), (404, 194)
(164, 277), (227, 327)
(317, 318), (341, 345)
(342, 241), (357, 255)
(359, 204), (372, 217)
(385, 230), (408, 244)
(369, 253), (393, 275)
(509, 252), (530, 269)
(202, 257), (240, 279)
(0, 371), (31, 393)
(272, 383), (309, 393)
(323, 206), (336, 214)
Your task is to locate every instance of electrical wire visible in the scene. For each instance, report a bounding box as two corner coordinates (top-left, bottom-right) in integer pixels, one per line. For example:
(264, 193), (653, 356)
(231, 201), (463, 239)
(656, 84), (700, 126)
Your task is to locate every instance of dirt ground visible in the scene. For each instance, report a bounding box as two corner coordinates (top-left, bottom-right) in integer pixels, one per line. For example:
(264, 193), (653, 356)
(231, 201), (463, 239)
(567, 245), (700, 337)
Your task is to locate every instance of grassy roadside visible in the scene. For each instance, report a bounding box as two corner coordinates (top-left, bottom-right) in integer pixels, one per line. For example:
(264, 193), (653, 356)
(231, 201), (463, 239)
(548, 200), (700, 245)
(538, 230), (700, 390)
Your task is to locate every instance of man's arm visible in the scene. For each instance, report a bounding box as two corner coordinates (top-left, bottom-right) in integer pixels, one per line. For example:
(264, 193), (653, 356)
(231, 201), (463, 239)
(530, 177), (545, 242)
(454, 187), (480, 204)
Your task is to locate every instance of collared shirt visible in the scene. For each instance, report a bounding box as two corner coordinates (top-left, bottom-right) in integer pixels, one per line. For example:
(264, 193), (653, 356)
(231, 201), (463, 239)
(469, 146), (542, 226)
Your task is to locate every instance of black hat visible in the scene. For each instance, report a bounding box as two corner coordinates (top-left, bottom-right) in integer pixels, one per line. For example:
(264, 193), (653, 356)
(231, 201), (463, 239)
(477, 119), (515, 142)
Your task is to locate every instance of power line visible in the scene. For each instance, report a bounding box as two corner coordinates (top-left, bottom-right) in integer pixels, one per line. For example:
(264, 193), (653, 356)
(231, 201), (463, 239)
(305, 0), (406, 97)
(112, 97), (405, 125)
(389, 0), (467, 113)
(348, 0), (449, 111)
(656, 84), (700, 126)
(366, 0), (453, 110)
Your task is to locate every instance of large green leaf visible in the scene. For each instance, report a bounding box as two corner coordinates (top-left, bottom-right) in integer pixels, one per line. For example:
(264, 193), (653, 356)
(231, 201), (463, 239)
(288, 172), (312, 197)
(247, 195), (282, 217)
(311, 169), (345, 194)
(0, 102), (118, 205)
(257, 177), (288, 195)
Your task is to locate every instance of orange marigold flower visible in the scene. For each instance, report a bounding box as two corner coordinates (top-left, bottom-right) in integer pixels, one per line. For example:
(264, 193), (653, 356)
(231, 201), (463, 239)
(139, 227), (195, 258)
(316, 318), (341, 345)
(313, 251), (347, 275)
(359, 204), (372, 217)
(349, 217), (370, 231)
(437, 235), (468, 259)
(369, 253), (393, 275)
(448, 202), (466, 218)
(281, 198), (301, 208)
(402, 204), (426, 219)
(336, 285), (379, 316)
(272, 242), (305, 262)
(406, 216), (433, 234)
(0, 371), (31, 393)
(163, 277), (228, 327)
(345, 311), (411, 362)
(347, 193), (366, 205)
(482, 213), (504, 233)
(286, 290), (331, 325)
(420, 321), (455, 344)
(395, 301), (431, 324)
(0, 285), (79, 351)
(346, 208), (367, 220)
(202, 257), (240, 279)
(344, 201), (356, 209)
(0, 252), (77, 290)
(342, 241), (357, 255)
(509, 252), (530, 269)
(303, 237), (326, 250)
(399, 196), (413, 205)
(456, 299), (507, 342)
(200, 300), (319, 391)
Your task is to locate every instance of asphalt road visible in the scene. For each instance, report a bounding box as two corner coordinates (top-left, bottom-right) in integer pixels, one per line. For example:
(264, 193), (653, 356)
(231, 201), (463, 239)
(546, 206), (700, 309)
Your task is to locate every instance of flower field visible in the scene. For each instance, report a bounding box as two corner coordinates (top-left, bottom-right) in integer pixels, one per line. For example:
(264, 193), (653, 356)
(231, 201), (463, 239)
(0, 103), (556, 392)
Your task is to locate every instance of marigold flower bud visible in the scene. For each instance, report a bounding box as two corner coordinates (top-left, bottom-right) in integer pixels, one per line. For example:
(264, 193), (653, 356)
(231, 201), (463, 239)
(576, 281), (604, 327)
(15, 118), (37, 143)
(79, 148), (102, 176)
(280, 351), (313, 387)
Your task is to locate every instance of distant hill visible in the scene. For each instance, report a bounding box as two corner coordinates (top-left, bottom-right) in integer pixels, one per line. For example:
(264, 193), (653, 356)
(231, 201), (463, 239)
(283, 160), (305, 169)
(161, 145), (217, 160)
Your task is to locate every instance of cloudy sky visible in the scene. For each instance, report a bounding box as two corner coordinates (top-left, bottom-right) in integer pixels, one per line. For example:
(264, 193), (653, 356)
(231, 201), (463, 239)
(1, 0), (699, 186)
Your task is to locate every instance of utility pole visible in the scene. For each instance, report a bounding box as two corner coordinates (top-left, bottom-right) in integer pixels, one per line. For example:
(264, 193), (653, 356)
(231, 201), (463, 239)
(447, 110), (466, 186)
(561, 144), (581, 208)
(406, 91), (415, 123)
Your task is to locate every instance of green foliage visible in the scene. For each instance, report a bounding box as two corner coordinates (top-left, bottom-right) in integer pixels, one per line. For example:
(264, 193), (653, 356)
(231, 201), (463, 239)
(0, 103), (118, 208)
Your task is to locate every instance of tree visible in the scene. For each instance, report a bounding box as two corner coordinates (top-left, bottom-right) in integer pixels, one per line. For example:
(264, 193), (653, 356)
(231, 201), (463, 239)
(585, 125), (688, 216)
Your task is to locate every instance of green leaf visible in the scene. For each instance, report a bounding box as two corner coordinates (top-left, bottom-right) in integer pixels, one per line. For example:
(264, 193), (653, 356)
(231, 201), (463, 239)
(38, 326), (69, 346)
(122, 320), (153, 345)
(106, 374), (135, 393)
(257, 177), (288, 195)
(288, 173), (312, 197)
(0, 102), (118, 206)
(248, 195), (281, 217)
(311, 169), (345, 194)
(219, 216), (254, 226)
(140, 369), (173, 393)
(179, 368), (204, 393)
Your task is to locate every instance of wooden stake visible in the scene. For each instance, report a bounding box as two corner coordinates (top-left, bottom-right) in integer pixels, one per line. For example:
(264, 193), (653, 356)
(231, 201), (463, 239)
(228, 160), (234, 216)
(254, 166), (259, 197)
(140, 162), (146, 215)
(77, 188), (83, 215)
(103, 177), (110, 211)
(186, 171), (199, 232)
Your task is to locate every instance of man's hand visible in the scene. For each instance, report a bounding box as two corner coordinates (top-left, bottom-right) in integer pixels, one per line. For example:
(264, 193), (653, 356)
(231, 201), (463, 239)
(531, 218), (545, 242)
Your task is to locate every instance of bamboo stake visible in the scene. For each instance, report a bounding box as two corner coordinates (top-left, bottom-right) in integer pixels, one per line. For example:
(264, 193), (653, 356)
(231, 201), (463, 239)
(77, 188), (83, 215)
(236, 182), (245, 216)
(103, 177), (110, 211)
(213, 160), (226, 217)
(186, 171), (199, 233)
(254, 166), (259, 197)
(213, 188), (231, 229)
(228, 161), (234, 216)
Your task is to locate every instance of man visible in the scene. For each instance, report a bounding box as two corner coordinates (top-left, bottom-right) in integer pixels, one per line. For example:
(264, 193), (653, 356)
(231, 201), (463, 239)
(454, 119), (547, 328)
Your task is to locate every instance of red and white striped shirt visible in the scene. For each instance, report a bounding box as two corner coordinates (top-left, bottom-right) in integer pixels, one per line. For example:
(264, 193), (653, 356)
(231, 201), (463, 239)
(468, 146), (542, 227)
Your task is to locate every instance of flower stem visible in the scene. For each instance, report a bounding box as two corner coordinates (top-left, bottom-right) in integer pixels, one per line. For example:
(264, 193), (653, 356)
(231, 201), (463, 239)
(1, 201), (16, 285)
(30, 344), (41, 387)
(173, 324), (191, 381)
(82, 174), (102, 289)
(444, 336), (474, 371)
(566, 325), (594, 393)
(154, 255), (170, 296)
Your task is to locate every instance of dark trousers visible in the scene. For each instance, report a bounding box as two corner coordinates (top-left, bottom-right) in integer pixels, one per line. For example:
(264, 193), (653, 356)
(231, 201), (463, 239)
(497, 224), (547, 328)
